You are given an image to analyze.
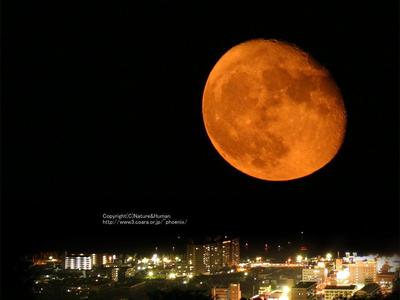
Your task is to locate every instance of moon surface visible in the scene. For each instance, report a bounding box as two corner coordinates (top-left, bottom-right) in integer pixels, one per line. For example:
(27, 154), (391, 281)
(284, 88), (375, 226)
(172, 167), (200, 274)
(202, 39), (346, 181)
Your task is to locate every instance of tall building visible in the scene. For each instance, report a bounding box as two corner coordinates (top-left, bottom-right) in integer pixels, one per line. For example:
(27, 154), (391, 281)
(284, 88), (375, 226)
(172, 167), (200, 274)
(111, 267), (119, 282)
(228, 283), (241, 300)
(187, 244), (207, 274)
(89, 253), (115, 266)
(65, 254), (92, 270)
(291, 281), (317, 300)
(91, 253), (97, 266)
(222, 239), (240, 267)
(187, 238), (240, 275)
(211, 283), (241, 300)
(348, 260), (377, 284)
(324, 285), (357, 300)
(335, 258), (343, 271)
(302, 267), (325, 283)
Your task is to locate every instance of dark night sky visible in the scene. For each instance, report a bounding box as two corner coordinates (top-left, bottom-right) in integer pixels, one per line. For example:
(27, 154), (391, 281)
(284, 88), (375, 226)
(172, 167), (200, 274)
(2, 0), (399, 266)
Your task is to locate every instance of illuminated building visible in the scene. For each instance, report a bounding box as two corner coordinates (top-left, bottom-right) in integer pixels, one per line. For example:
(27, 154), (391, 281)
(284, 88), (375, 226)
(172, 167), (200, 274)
(65, 254), (92, 270)
(291, 281), (317, 300)
(323, 285), (357, 300)
(187, 238), (240, 275)
(111, 268), (119, 282)
(336, 267), (350, 284)
(377, 272), (396, 294)
(91, 253), (115, 266)
(91, 253), (97, 266)
(348, 260), (377, 284)
(33, 252), (62, 265)
(111, 266), (128, 282)
(343, 252), (357, 263)
(125, 267), (135, 278)
(173, 257), (190, 277)
(208, 243), (221, 273)
(228, 283), (241, 300)
(187, 244), (207, 274)
(302, 267), (325, 283)
(335, 258), (343, 270)
(211, 283), (241, 300)
(222, 239), (240, 267)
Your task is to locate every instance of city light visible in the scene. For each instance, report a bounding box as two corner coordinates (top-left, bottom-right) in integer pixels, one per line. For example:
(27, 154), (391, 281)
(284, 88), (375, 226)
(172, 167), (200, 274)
(142, 257), (149, 264)
(337, 268), (350, 283)
(151, 254), (160, 264)
(26, 242), (400, 299)
(279, 285), (290, 300)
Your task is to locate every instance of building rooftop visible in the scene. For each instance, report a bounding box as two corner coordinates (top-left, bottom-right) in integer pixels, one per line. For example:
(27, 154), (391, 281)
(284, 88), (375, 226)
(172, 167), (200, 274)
(325, 285), (357, 290)
(378, 272), (395, 276)
(188, 237), (240, 246)
(293, 281), (317, 289)
(358, 283), (381, 294)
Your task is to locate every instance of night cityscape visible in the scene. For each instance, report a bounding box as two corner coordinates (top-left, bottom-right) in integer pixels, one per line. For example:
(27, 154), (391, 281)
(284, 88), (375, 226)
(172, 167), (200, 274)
(2, 1), (399, 300)
(17, 236), (400, 299)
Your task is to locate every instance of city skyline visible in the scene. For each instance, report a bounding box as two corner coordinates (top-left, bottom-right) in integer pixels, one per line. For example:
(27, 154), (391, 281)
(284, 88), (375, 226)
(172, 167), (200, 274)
(26, 233), (400, 262)
(24, 240), (400, 299)
(17, 231), (400, 259)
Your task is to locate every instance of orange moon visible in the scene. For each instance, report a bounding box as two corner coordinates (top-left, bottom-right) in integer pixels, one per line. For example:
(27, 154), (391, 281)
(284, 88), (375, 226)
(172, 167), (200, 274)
(202, 39), (346, 181)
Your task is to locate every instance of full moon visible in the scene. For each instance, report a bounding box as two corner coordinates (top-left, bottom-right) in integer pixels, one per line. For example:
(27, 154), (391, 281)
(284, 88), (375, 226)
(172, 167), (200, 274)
(202, 39), (346, 181)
